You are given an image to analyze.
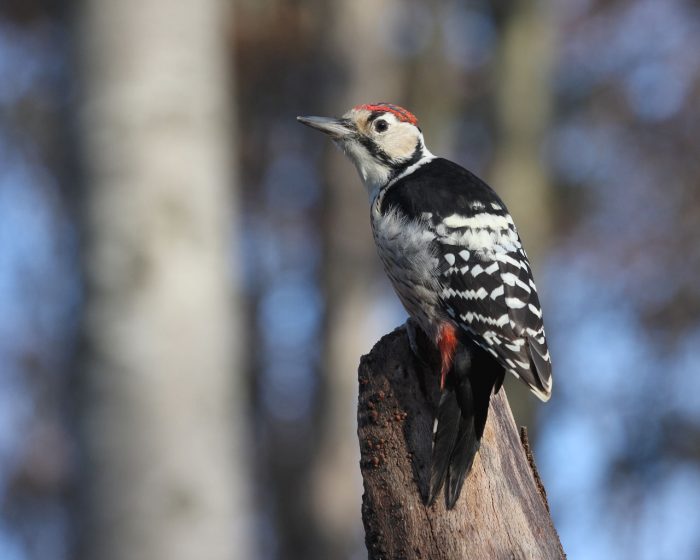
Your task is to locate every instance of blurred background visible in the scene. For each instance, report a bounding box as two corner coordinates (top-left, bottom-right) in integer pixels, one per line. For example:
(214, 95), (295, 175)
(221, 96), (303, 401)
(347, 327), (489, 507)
(0, 0), (699, 559)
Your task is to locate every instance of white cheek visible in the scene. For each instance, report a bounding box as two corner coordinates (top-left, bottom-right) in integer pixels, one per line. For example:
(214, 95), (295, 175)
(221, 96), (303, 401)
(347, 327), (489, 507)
(341, 141), (390, 191)
(381, 130), (416, 159)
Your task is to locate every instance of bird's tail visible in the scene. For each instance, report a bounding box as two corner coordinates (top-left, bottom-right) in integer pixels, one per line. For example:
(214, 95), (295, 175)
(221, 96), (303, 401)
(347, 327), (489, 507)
(427, 344), (502, 508)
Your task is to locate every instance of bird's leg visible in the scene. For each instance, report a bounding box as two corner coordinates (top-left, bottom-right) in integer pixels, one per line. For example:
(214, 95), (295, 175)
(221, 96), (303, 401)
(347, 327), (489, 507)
(404, 318), (440, 402)
(404, 317), (431, 367)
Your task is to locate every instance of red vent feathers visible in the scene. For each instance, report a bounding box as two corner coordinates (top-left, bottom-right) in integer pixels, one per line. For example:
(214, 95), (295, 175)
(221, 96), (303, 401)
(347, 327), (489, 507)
(354, 103), (418, 126)
(437, 323), (458, 390)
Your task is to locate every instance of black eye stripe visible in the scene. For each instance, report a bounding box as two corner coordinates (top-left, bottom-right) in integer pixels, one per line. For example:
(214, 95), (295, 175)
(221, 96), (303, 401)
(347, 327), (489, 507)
(356, 133), (424, 184)
(357, 135), (393, 165)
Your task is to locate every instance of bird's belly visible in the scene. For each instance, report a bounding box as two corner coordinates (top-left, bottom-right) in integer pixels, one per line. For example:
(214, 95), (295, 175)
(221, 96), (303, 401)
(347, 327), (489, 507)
(371, 209), (442, 339)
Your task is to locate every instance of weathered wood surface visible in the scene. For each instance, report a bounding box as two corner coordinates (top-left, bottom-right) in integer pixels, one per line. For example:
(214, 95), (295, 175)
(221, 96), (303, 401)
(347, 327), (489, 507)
(358, 328), (565, 560)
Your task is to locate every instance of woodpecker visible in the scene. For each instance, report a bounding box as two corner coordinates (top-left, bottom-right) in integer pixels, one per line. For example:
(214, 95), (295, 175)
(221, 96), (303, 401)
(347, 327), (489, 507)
(298, 103), (552, 508)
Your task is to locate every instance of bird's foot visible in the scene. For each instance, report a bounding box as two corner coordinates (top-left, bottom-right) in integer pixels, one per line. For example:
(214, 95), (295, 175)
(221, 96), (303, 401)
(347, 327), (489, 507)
(404, 318), (434, 368)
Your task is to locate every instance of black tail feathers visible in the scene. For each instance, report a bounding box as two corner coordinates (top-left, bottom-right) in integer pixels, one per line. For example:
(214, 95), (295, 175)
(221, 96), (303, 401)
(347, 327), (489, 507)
(428, 389), (464, 506)
(428, 344), (502, 509)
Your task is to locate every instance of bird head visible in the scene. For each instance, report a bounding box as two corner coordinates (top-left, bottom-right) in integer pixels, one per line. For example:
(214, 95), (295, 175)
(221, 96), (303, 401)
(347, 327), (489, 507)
(297, 103), (433, 198)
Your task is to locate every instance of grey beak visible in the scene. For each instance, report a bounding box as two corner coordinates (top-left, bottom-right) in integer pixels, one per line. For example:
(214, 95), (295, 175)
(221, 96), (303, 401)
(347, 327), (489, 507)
(296, 115), (352, 138)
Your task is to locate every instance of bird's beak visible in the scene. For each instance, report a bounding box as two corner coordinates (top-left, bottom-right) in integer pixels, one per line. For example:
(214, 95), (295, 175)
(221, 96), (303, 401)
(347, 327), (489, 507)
(296, 116), (353, 139)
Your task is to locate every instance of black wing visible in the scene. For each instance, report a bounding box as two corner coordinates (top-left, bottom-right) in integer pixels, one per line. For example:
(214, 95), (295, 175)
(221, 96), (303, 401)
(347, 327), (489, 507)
(382, 158), (552, 400)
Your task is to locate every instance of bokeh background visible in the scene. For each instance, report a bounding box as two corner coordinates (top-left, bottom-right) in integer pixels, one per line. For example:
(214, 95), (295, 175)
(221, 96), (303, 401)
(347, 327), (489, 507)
(1, 0), (699, 559)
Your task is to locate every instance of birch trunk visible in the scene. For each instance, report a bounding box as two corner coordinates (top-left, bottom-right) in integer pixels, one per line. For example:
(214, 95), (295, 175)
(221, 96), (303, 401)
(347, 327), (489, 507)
(77, 2), (252, 558)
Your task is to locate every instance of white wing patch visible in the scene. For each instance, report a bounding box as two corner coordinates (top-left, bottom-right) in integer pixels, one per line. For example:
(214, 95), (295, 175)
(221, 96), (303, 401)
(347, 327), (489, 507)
(528, 303), (543, 317)
(505, 297), (526, 309)
(501, 272), (531, 293)
(442, 212), (513, 230)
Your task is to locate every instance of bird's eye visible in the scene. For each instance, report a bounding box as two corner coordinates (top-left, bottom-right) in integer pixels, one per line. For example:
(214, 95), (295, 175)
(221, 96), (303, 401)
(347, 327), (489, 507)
(374, 119), (389, 133)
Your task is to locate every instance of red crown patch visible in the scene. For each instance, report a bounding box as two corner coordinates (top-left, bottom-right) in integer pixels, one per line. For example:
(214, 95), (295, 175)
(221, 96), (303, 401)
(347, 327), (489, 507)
(354, 103), (418, 126)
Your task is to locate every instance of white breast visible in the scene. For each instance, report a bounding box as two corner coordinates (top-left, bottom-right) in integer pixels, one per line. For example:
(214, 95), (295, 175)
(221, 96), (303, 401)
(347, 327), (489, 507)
(370, 206), (443, 340)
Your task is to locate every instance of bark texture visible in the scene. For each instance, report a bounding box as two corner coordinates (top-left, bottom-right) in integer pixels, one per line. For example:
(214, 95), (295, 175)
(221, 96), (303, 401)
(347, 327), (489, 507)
(358, 328), (564, 560)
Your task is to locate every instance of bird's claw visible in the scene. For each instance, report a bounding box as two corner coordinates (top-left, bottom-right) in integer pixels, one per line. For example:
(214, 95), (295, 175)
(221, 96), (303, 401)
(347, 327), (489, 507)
(404, 318), (431, 368)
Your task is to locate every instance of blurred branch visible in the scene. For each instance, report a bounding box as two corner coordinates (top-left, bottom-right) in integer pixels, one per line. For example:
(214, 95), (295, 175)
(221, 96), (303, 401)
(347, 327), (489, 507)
(357, 328), (564, 559)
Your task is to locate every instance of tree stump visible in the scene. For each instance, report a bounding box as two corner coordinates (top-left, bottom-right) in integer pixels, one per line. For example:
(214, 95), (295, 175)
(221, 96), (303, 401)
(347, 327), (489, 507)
(358, 327), (565, 559)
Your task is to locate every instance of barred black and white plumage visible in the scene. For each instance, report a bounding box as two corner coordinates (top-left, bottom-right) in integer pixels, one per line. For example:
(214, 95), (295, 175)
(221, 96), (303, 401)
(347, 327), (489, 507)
(378, 158), (552, 402)
(298, 103), (553, 509)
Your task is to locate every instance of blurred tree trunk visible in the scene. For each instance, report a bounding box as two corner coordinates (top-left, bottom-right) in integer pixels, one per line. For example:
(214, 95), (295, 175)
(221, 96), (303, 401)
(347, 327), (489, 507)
(490, 0), (555, 425)
(491, 0), (554, 254)
(76, 2), (252, 559)
(312, 1), (403, 557)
